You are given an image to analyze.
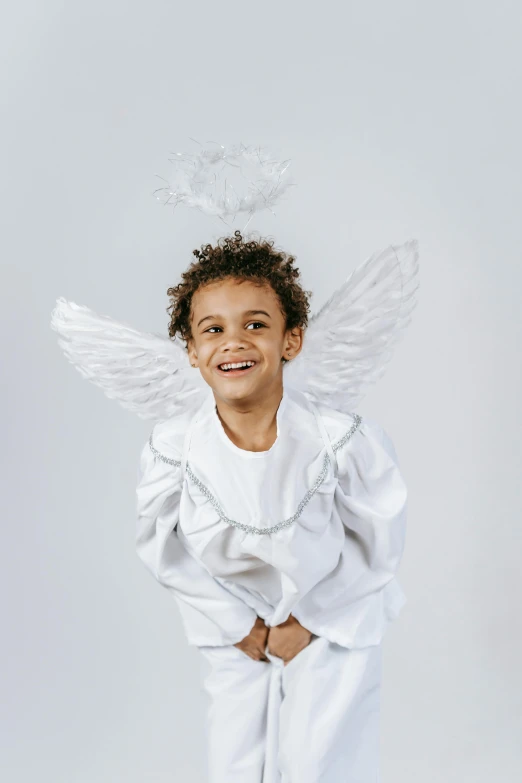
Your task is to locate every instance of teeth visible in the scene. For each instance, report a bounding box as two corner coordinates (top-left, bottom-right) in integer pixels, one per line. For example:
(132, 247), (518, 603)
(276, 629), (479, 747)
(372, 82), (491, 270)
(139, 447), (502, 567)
(219, 361), (255, 371)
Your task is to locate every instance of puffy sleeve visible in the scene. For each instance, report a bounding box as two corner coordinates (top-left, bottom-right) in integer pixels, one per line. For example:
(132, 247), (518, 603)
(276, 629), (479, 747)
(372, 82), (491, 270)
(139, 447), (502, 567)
(135, 424), (259, 647)
(291, 415), (408, 649)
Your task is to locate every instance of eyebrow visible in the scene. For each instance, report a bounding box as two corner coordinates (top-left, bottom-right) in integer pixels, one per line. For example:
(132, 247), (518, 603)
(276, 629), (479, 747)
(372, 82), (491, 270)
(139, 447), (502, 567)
(197, 309), (272, 328)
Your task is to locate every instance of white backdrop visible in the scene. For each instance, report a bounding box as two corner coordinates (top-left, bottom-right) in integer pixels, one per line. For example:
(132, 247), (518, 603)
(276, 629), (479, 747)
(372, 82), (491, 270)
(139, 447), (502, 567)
(2, 1), (521, 781)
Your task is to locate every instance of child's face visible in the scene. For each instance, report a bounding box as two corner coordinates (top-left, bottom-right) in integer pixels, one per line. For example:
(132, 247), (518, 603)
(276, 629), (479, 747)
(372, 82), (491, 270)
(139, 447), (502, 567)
(187, 277), (303, 404)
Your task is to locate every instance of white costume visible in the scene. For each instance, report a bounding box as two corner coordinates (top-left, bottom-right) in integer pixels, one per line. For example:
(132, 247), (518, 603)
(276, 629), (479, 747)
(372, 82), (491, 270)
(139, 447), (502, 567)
(50, 236), (419, 783)
(135, 384), (407, 782)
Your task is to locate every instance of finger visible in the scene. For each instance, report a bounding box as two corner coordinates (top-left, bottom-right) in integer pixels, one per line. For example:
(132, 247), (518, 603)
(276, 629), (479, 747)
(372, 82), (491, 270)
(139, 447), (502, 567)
(244, 646), (269, 662)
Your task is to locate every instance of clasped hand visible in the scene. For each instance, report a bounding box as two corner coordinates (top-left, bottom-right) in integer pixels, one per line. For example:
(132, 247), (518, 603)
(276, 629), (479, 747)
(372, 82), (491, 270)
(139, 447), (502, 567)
(234, 615), (312, 665)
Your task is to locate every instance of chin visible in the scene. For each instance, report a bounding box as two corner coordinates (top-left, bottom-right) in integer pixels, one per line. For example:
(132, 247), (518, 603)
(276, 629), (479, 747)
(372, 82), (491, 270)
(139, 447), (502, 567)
(215, 382), (263, 402)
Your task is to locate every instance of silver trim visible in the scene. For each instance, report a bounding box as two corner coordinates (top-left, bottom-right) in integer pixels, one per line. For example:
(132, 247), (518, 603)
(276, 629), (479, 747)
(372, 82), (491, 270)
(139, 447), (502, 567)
(148, 414), (362, 535)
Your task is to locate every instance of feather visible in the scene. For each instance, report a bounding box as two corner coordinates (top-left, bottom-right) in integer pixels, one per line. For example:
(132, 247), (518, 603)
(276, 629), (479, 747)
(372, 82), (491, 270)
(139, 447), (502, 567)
(50, 239), (419, 422)
(284, 239), (420, 413)
(154, 142), (294, 228)
(50, 298), (207, 423)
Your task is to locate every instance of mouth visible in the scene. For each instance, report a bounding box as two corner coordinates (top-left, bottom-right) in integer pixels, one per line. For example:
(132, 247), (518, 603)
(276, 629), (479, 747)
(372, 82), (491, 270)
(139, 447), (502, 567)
(215, 360), (258, 377)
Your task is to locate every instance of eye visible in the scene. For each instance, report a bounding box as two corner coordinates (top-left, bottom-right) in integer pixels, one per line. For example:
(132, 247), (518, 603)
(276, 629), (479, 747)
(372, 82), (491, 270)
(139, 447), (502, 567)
(204, 322), (266, 334)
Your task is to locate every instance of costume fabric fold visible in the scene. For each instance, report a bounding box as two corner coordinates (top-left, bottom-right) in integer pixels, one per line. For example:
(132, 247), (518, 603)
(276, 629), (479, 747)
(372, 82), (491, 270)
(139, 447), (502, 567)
(136, 437), (258, 646)
(135, 385), (407, 650)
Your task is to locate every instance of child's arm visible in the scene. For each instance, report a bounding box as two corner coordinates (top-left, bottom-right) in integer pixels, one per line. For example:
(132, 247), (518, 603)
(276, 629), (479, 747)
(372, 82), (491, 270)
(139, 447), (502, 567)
(291, 415), (408, 650)
(136, 433), (258, 648)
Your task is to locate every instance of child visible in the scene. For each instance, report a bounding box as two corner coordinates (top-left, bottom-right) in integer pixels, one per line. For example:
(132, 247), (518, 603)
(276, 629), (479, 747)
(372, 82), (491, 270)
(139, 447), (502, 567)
(133, 231), (416, 782)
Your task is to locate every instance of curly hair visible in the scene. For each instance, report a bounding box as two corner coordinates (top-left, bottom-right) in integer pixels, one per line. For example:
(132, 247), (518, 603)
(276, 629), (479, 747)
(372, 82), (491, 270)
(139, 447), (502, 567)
(166, 231), (312, 358)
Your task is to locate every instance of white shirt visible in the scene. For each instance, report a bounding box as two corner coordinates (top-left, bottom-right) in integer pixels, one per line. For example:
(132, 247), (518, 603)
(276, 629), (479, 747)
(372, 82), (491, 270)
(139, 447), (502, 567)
(135, 385), (407, 648)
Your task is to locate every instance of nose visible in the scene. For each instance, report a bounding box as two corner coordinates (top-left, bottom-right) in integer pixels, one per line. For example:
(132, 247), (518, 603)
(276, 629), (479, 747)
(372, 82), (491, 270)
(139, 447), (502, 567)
(220, 329), (249, 351)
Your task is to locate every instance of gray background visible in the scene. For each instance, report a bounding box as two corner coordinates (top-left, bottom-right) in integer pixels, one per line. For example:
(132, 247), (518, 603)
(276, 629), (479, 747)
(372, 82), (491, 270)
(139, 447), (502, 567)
(2, 1), (521, 781)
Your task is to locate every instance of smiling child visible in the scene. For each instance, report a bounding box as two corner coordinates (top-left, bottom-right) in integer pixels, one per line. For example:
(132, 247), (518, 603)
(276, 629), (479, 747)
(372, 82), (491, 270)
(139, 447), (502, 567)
(134, 230), (410, 782)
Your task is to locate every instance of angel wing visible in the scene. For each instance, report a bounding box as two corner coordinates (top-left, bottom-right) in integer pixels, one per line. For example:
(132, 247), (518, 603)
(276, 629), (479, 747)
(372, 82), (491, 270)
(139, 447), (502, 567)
(284, 239), (419, 413)
(50, 297), (207, 423)
(51, 238), (418, 422)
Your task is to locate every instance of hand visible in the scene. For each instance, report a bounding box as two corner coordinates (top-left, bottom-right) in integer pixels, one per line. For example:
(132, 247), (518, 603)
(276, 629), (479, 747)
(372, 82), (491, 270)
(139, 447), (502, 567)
(267, 614), (312, 666)
(233, 616), (270, 662)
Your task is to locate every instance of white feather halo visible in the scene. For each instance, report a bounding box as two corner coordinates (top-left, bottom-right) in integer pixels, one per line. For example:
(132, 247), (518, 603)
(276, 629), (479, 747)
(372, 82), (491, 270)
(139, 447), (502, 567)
(152, 141), (294, 229)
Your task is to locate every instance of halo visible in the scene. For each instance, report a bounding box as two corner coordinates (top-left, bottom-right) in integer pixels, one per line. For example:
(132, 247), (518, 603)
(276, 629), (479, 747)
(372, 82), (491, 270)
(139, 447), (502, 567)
(153, 141), (294, 229)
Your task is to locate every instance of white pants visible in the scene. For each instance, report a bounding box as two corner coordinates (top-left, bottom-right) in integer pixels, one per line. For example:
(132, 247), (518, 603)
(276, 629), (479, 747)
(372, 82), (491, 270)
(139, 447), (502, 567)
(197, 635), (383, 783)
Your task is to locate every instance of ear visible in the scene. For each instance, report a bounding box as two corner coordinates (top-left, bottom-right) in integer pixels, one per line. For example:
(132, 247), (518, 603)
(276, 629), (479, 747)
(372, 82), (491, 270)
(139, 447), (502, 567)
(187, 338), (198, 368)
(282, 326), (304, 361)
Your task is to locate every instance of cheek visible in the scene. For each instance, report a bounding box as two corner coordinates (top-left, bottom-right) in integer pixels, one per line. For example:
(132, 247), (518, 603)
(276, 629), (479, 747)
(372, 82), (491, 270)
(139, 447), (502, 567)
(259, 336), (285, 361)
(196, 342), (217, 366)
(196, 343), (211, 361)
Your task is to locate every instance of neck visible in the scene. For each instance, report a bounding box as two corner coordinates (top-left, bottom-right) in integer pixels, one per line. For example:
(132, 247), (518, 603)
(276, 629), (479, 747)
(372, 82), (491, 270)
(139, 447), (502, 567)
(213, 384), (285, 452)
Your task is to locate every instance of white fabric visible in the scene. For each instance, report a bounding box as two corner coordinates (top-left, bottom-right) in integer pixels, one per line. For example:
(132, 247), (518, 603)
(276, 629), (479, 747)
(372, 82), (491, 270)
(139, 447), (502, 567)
(197, 634), (383, 782)
(135, 385), (408, 649)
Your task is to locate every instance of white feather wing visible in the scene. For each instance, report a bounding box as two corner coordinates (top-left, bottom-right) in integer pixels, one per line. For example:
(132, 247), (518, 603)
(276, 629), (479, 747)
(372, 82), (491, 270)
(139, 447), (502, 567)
(50, 297), (207, 422)
(284, 239), (420, 413)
